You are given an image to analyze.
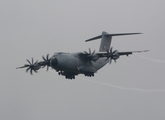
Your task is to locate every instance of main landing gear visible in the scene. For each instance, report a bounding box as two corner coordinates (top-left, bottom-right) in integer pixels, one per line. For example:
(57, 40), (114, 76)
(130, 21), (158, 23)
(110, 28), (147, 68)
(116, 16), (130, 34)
(65, 75), (75, 79)
(84, 72), (94, 77)
(58, 71), (75, 80)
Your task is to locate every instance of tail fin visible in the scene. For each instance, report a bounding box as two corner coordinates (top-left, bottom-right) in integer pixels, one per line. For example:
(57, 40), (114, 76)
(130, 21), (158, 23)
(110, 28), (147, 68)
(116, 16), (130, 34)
(85, 31), (142, 52)
(99, 31), (112, 52)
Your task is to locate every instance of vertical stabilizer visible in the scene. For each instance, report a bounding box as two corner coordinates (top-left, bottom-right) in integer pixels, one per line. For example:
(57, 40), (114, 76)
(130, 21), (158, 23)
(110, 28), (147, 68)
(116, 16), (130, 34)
(99, 31), (112, 52)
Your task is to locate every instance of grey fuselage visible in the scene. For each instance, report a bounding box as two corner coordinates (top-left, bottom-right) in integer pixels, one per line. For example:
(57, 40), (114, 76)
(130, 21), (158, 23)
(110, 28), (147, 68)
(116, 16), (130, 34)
(50, 52), (108, 76)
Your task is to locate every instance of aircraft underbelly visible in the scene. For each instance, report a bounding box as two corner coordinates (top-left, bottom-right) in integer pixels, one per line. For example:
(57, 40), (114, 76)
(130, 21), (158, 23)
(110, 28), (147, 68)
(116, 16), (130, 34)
(75, 58), (108, 73)
(93, 58), (108, 70)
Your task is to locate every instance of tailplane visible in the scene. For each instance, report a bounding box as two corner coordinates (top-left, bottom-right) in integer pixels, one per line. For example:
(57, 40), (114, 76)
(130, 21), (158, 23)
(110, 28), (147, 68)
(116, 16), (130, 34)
(85, 31), (142, 52)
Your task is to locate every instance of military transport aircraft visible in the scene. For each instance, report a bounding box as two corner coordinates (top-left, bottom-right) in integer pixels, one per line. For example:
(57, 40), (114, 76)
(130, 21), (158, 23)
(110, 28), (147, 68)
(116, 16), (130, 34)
(17, 31), (148, 79)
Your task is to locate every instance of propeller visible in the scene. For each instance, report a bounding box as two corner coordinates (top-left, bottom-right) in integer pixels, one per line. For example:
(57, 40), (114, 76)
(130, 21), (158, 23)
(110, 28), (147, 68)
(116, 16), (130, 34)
(41, 54), (51, 71)
(16, 58), (40, 75)
(84, 48), (98, 64)
(106, 47), (119, 64)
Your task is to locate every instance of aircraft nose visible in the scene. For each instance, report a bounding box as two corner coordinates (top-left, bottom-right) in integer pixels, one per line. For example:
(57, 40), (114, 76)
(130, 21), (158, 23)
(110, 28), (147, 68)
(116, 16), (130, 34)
(51, 58), (58, 67)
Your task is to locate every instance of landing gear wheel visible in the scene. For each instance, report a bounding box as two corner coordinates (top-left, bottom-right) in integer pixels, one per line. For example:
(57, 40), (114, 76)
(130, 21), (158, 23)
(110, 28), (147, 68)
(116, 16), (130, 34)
(65, 75), (75, 80)
(84, 72), (94, 77)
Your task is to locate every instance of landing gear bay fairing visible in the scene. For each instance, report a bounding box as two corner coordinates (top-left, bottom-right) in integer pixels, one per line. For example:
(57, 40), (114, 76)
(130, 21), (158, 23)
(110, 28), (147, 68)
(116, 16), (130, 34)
(17, 31), (148, 79)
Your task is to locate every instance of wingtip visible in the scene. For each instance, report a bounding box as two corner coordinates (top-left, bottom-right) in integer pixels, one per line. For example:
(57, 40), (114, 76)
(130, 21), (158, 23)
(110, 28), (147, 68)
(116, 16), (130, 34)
(143, 50), (149, 52)
(137, 33), (143, 35)
(133, 50), (149, 53)
(139, 50), (149, 52)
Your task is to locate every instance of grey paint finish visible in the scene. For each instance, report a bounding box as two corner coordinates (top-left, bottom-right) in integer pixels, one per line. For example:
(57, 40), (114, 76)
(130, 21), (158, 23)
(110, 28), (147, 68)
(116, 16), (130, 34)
(1, 0), (165, 120)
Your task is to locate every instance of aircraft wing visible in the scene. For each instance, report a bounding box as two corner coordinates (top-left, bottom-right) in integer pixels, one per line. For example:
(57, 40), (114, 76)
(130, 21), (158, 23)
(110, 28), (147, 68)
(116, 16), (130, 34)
(78, 50), (148, 64)
(97, 50), (149, 57)
(118, 50), (149, 56)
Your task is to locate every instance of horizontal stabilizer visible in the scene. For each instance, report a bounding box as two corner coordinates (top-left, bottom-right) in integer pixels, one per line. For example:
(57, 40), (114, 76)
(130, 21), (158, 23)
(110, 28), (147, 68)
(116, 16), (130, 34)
(85, 35), (102, 42)
(85, 32), (142, 42)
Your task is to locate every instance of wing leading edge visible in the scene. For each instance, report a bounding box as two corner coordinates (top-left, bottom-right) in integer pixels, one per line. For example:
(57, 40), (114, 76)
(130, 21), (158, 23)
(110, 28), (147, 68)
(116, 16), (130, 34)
(97, 50), (149, 58)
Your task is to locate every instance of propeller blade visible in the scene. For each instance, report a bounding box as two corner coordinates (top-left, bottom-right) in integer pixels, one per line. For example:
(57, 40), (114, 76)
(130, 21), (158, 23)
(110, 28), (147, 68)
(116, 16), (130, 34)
(32, 57), (34, 64)
(26, 67), (30, 72)
(27, 59), (31, 65)
(113, 50), (118, 54)
(91, 50), (95, 56)
(30, 69), (33, 75)
(47, 66), (49, 71)
(106, 49), (109, 54)
(92, 55), (99, 61)
(16, 64), (29, 69)
(110, 47), (113, 54)
(46, 54), (49, 60)
(34, 60), (38, 65)
(42, 56), (46, 61)
(34, 70), (38, 73)
(89, 48), (91, 54)
(109, 58), (112, 64)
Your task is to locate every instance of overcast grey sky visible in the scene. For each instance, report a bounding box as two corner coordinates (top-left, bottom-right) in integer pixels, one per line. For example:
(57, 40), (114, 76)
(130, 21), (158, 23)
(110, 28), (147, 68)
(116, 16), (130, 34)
(1, 0), (165, 120)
